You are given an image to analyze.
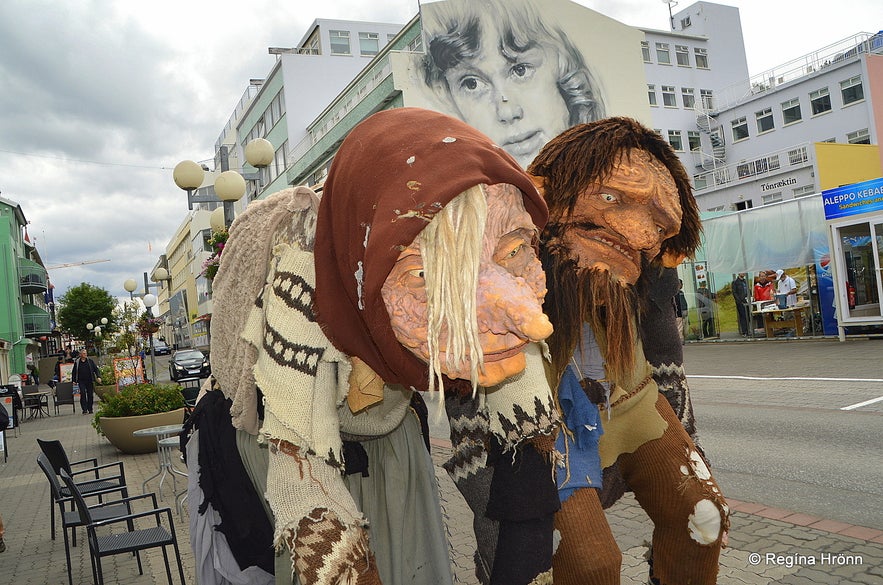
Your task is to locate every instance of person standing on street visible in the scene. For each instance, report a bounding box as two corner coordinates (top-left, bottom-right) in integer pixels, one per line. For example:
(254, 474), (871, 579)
(776, 269), (798, 307)
(732, 273), (750, 336)
(675, 279), (688, 342)
(71, 349), (101, 414)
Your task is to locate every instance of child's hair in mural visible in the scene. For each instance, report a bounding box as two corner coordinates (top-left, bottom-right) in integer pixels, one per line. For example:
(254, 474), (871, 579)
(421, 0), (606, 127)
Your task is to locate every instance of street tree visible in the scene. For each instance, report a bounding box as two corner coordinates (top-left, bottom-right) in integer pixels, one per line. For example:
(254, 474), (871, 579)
(57, 283), (118, 344)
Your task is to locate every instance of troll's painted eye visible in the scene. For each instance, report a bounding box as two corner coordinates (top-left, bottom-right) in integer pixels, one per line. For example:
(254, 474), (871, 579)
(599, 192), (618, 203)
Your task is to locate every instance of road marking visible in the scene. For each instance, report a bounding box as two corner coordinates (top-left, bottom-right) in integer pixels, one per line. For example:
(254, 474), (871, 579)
(689, 375), (883, 383)
(841, 395), (883, 411)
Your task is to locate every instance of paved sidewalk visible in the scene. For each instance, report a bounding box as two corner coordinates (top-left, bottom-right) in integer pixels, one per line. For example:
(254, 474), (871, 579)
(2, 399), (882, 584)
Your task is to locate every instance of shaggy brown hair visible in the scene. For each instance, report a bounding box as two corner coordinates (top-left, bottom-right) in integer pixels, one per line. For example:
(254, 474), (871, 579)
(529, 117), (702, 380)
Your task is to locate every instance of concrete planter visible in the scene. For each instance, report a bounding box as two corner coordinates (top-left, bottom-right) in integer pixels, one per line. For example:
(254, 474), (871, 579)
(97, 408), (186, 454)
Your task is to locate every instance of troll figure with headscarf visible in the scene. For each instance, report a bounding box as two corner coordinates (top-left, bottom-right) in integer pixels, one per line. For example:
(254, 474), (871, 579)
(528, 117), (729, 585)
(202, 107), (560, 585)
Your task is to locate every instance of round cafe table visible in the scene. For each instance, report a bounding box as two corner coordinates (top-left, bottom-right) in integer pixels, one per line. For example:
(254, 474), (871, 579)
(132, 424), (187, 500)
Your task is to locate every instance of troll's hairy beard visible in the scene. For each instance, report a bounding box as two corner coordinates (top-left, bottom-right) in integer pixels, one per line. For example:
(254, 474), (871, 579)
(542, 240), (642, 383)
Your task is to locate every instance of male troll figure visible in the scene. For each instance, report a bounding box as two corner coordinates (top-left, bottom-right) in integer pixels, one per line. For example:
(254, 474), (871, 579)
(528, 117), (729, 585)
(199, 107), (560, 585)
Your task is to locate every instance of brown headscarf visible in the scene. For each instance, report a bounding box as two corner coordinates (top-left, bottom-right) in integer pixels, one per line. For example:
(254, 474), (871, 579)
(314, 107), (547, 391)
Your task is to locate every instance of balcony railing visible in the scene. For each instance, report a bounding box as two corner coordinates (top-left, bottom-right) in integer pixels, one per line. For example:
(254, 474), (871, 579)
(22, 305), (51, 335)
(693, 142), (813, 193)
(19, 257), (48, 294)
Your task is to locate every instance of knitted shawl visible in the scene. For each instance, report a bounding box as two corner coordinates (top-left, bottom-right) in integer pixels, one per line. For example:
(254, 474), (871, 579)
(209, 187), (320, 433)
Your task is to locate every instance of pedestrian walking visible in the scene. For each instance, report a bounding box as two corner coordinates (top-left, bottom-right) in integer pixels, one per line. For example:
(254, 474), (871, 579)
(71, 349), (101, 414)
(732, 273), (750, 336)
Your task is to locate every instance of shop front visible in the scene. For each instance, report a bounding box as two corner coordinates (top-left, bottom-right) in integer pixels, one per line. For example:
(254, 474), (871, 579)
(822, 177), (883, 340)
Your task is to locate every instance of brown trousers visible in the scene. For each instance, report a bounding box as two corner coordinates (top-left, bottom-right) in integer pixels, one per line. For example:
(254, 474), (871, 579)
(553, 393), (727, 585)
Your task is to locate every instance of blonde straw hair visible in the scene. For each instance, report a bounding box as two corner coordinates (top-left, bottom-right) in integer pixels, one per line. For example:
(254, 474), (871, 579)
(420, 184), (488, 394)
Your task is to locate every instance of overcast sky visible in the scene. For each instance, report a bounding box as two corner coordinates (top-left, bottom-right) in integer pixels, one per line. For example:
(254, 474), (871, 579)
(1, 0), (879, 309)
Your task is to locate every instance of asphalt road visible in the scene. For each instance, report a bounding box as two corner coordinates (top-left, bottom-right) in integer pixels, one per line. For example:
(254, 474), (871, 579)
(684, 338), (883, 529)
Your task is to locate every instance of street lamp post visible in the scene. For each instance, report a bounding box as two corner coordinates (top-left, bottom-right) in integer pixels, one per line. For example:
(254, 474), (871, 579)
(124, 268), (169, 383)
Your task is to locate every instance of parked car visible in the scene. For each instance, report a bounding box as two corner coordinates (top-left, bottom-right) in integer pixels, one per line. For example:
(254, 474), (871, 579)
(168, 349), (211, 381)
(150, 340), (171, 355)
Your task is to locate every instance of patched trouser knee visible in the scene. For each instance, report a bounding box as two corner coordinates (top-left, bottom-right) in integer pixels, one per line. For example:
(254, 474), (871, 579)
(618, 393), (729, 585)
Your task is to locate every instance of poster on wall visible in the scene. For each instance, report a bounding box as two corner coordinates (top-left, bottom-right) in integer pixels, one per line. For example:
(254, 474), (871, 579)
(59, 362), (74, 383)
(404, 0), (649, 170)
(113, 356), (145, 388)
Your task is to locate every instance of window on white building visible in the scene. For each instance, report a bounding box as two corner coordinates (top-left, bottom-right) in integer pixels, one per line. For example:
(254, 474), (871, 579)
(330, 30), (351, 55)
(668, 130), (683, 151)
(755, 108), (774, 133)
(681, 16), (691, 28)
(407, 34), (423, 52)
(761, 192), (783, 205)
(693, 173), (709, 191)
(694, 47), (708, 69)
(847, 128), (870, 144)
(700, 89), (714, 110)
(781, 98), (802, 125)
(682, 87), (695, 109)
(788, 146), (808, 165)
(840, 76), (864, 105)
(647, 84), (657, 106)
(641, 41), (651, 63)
(676, 45), (690, 66)
(688, 131), (701, 151)
(387, 33), (396, 44)
(731, 117), (749, 141)
(735, 200), (753, 211)
(359, 32), (379, 56)
(793, 185), (815, 196)
(809, 87), (831, 115)
(662, 85), (677, 107)
(656, 42), (671, 65)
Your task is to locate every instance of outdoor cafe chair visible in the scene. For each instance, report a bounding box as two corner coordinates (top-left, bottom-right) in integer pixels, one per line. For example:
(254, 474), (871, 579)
(38, 454), (148, 585)
(60, 469), (187, 585)
(22, 384), (50, 419)
(53, 381), (77, 415)
(37, 438), (128, 540)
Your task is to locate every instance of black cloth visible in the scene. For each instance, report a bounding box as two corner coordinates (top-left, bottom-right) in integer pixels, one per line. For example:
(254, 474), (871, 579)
(486, 438), (559, 585)
(675, 290), (687, 318)
(184, 389), (274, 574)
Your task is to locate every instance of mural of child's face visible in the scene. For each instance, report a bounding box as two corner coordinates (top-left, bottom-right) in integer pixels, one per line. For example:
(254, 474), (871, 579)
(442, 20), (570, 168)
(381, 183), (552, 386)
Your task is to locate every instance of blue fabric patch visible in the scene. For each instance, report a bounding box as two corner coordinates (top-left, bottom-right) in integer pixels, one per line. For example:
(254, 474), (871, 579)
(555, 366), (603, 502)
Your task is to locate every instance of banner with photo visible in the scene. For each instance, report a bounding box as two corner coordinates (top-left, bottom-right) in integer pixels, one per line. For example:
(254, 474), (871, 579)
(113, 356), (146, 388)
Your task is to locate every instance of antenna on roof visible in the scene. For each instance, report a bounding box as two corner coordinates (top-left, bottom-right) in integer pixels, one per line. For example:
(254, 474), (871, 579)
(662, 0), (679, 31)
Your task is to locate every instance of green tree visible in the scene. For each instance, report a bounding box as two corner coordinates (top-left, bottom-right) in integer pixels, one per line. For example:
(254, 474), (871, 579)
(57, 283), (118, 342)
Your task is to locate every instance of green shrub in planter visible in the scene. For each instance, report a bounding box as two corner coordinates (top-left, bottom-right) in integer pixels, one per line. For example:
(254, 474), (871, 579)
(92, 383), (185, 435)
(98, 364), (116, 383)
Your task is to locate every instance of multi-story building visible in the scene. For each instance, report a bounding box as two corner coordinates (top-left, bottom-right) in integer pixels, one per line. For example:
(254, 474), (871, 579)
(0, 195), (49, 381)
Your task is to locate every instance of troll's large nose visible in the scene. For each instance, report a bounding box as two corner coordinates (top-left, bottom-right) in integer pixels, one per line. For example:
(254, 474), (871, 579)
(476, 265), (552, 342)
(604, 207), (662, 252)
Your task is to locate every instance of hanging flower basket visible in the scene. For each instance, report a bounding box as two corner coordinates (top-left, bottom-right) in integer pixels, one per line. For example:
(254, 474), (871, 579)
(200, 228), (228, 280)
(136, 316), (163, 338)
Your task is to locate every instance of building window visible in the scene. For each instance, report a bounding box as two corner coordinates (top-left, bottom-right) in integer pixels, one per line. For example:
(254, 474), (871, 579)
(755, 108), (774, 133)
(656, 42), (671, 65)
(641, 41), (651, 63)
(330, 30), (351, 55)
(387, 33), (396, 44)
(688, 131), (701, 151)
(761, 192), (783, 205)
(793, 185), (815, 196)
(809, 87), (831, 115)
(788, 146), (808, 165)
(407, 34), (423, 52)
(781, 98), (802, 125)
(693, 174), (709, 191)
(681, 16), (691, 28)
(359, 32), (379, 56)
(735, 200), (753, 211)
(700, 89), (714, 110)
(731, 117), (749, 141)
(840, 76), (864, 105)
(694, 47), (709, 69)
(675, 45), (690, 66)
(682, 87), (695, 109)
(647, 84), (657, 106)
(847, 128), (870, 144)
(668, 130), (683, 151)
(662, 85), (677, 107)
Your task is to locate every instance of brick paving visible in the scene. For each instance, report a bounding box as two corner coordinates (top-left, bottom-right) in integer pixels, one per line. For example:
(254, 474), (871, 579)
(1, 397), (881, 584)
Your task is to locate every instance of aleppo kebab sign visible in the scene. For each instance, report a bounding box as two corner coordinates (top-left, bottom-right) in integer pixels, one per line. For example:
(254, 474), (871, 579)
(823, 177), (883, 220)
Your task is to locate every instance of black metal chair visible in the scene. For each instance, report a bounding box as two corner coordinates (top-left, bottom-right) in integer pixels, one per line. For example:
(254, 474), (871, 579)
(38, 454), (149, 585)
(54, 381), (76, 414)
(60, 469), (187, 585)
(37, 438), (128, 540)
(22, 384), (50, 418)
